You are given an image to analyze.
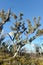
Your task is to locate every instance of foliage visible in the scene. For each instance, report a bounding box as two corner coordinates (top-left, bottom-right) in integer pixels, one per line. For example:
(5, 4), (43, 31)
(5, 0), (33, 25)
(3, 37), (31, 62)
(0, 9), (43, 65)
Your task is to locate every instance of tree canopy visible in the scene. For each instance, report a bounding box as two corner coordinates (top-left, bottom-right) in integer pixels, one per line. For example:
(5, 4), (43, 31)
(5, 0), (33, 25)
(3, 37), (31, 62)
(0, 9), (43, 63)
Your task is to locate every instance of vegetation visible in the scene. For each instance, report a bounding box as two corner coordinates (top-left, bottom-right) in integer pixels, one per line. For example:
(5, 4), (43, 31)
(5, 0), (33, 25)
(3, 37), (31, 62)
(0, 9), (43, 65)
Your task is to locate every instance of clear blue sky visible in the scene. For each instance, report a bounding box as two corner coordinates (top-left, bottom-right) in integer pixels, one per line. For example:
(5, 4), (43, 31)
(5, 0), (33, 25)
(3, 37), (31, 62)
(0, 0), (43, 45)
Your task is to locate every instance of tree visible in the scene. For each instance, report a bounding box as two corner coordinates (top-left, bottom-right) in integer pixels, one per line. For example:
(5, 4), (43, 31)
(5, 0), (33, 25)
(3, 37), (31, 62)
(34, 44), (40, 55)
(0, 9), (43, 63)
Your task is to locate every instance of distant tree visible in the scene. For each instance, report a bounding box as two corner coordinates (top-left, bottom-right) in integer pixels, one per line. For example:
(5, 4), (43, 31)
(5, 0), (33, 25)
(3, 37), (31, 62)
(34, 44), (40, 55)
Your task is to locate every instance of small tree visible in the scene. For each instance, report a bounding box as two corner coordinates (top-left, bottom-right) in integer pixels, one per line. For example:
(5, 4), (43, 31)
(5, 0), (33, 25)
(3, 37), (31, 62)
(0, 9), (43, 62)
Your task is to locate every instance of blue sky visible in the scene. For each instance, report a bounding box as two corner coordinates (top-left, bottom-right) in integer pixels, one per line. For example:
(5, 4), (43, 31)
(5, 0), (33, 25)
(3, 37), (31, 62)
(0, 0), (43, 30)
(0, 0), (43, 46)
(0, 0), (43, 29)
